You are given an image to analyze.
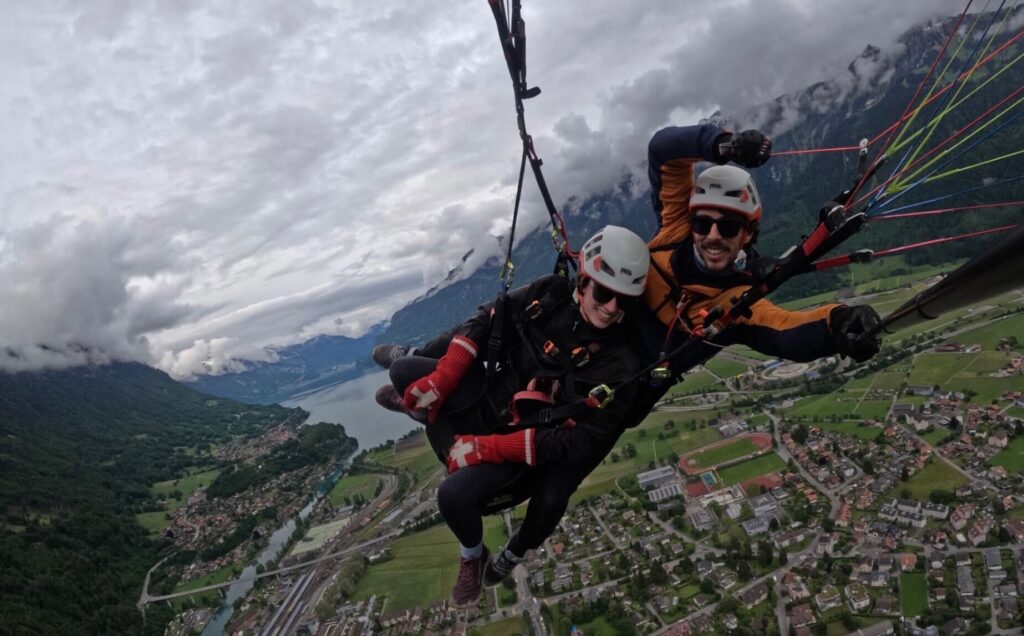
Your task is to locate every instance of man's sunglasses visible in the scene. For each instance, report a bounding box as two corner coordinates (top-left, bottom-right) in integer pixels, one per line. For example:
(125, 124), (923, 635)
(691, 214), (747, 239)
(590, 281), (636, 307)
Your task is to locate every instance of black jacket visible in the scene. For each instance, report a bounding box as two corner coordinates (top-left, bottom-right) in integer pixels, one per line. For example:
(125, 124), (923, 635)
(428, 274), (642, 465)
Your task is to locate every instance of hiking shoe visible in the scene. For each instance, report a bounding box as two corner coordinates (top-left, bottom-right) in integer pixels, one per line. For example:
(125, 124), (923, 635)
(451, 547), (489, 607)
(374, 385), (406, 413)
(483, 549), (521, 586)
(372, 344), (413, 369)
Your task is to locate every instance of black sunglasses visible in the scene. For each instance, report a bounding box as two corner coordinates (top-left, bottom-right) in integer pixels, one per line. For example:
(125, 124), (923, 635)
(589, 280), (636, 307)
(692, 214), (746, 238)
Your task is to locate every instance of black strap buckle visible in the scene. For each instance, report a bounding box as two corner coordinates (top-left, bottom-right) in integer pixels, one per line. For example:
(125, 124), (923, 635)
(526, 300), (543, 320)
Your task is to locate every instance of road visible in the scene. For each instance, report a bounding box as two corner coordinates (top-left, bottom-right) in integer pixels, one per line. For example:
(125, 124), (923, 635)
(769, 412), (841, 518)
(139, 531), (399, 603)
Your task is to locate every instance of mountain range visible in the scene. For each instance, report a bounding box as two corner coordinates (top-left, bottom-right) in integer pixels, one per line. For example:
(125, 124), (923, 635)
(187, 11), (1023, 402)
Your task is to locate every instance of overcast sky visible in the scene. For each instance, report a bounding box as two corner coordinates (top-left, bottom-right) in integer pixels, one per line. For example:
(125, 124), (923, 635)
(0, 0), (968, 378)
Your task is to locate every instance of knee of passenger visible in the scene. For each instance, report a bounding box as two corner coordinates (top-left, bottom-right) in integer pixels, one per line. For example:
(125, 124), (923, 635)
(436, 477), (460, 516)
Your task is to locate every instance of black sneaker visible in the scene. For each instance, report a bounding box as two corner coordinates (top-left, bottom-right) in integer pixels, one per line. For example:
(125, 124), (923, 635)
(451, 547), (489, 607)
(374, 385), (405, 413)
(483, 549), (520, 586)
(372, 344), (412, 369)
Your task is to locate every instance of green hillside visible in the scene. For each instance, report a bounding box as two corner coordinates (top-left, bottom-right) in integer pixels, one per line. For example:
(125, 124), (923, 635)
(0, 363), (308, 635)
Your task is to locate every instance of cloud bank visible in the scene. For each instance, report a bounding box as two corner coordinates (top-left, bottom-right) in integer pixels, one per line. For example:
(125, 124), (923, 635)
(0, 0), (967, 377)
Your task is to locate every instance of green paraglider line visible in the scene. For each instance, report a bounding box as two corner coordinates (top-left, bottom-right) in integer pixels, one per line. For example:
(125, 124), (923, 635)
(884, 0), (995, 157)
(890, 1), (1019, 191)
(885, 45), (1024, 164)
(888, 0), (1010, 176)
(881, 87), (1024, 193)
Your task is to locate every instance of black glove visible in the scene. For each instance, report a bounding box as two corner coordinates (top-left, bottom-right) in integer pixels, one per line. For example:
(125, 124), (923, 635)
(717, 130), (772, 168)
(830, 305), (882, 362)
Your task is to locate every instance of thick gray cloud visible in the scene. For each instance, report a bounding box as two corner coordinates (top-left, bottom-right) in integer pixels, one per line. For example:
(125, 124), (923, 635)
(0, 0), (971, 377)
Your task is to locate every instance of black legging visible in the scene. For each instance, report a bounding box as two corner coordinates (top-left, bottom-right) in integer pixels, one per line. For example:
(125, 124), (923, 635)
(389, 355), (604, 553)
(435, 458), (601, 554)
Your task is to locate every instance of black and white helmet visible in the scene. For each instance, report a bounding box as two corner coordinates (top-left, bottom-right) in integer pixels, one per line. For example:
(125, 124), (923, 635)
(578, 225), (650, 296)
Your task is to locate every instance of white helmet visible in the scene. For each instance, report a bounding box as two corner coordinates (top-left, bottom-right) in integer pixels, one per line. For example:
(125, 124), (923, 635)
(578, 225), (650, 296)
(690, 165), (763, 222)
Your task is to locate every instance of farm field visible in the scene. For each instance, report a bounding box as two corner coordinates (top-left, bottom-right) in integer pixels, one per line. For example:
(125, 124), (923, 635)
(469, 616), (528, 636)
(152, 467), (222, 501)
(942, 313), (1024, 350)
(716, 453), (787, 487)
(990, 435), (1024, 472)
(851, 399), (892, 420)
(897, 460), (968, 500)
(327, 474), (380, 507)
(353, 517), (503, 611)
(812, 421), (884, 441)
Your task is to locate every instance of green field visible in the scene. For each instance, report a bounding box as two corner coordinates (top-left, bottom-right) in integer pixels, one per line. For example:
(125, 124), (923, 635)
(870, 372), (906, 391)
(364, 439), (442, 486)
(851, 399), (893, 420)
(990, 435), (1024, 472)
(151, 467), (222, 500)
(137, 467), (223, 535)
(784, 394), (863, 420)
(353, 517), (504, 610)
(909, 353), (979, 386)
(665, 370), (722, 397)
(900, 572), (928, 617)
(171, 563), (239, 611)
(469, 616), (528, 636)
(573, 426), (721, 501)
(946, 313), (1024, 350)
(812, 421), (884, 441)
(327, 474), (380, 506)
(922, 428), (952, 446)
(898, 460), (968, 500)
(135, 510), (172, 534)
(716, 453), (787, 486)
(702, 358), (750, 378)
(686, 438), (757, 469)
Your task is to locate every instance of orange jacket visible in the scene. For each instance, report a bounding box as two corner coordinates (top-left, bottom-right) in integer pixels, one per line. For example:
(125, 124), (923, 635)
(642, 125), (839, 363)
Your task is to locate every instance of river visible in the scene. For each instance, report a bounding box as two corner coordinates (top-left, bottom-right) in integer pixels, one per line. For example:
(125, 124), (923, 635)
(200, 370), (416, 634)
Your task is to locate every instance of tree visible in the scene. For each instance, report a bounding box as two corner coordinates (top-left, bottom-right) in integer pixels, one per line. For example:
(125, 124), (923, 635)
(738, 561), (753, 582)
(779, 548), (788, 565)
(793, 424), (809, 445)
(700, 578), (715, 594)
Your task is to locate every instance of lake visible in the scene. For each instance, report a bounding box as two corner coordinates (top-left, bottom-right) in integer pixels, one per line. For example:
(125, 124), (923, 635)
(285, 369), (419, 451)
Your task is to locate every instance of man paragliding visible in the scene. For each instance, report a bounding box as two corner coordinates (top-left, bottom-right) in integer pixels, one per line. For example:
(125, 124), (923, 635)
(624, 122), (885, 420)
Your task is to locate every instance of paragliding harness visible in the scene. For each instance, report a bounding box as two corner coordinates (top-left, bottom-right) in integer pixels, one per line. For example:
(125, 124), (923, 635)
(481, 0), (881, 435)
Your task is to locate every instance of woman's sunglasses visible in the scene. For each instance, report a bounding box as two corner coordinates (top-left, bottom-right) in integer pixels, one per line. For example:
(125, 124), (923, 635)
(691, 214), (746, 239)
(590, 280), (636, 307)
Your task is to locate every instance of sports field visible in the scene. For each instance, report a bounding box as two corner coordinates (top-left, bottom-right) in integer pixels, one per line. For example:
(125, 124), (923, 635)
(685, 438), (757, 469)
(990, 435), (1024, 472)
(716, 453), (786, 487)
(900, 572), (928, 617)
(573, 426), (721, 501)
